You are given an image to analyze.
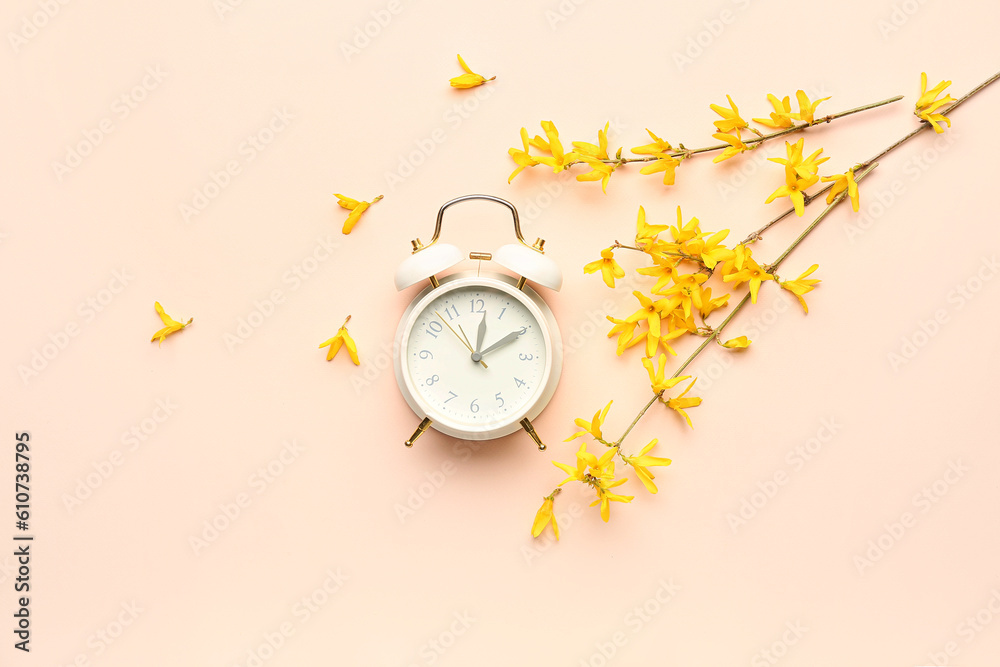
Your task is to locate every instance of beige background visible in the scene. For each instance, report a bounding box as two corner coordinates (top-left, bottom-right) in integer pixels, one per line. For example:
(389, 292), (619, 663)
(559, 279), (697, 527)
(3, 0), (1000, 665)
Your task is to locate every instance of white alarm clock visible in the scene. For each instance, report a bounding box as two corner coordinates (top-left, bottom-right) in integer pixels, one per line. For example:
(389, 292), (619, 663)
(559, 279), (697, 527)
(393, 194), (563, 450)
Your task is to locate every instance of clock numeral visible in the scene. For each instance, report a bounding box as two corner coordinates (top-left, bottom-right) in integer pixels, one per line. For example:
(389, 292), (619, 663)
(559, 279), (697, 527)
(470, 398), (480, 413)
(444, 305), (459, 321)
(426, 321), (443, 338)
(497, 307), (506, 320)
(494, 392), (504, 408)
(518, 353), (533, 361)
(419, 349), (433, 360)
(445, 391), (457, 403)
(470, 298), (485, 314)
(517, 326), (527, 335)
(514, 377), (526, 389)
(426, 374), (440, 386)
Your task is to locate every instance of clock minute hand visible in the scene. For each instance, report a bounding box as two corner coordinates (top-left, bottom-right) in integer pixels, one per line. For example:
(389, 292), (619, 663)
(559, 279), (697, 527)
(472, 330), (521, 362)
(475, 313), (487, 355)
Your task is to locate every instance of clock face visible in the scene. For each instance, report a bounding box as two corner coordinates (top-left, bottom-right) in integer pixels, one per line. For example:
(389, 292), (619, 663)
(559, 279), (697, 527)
(399, 276), (554, 436)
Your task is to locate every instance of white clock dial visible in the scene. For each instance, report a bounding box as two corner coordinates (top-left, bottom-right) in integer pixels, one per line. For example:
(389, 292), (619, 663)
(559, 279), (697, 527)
(395, 273), (561, 440)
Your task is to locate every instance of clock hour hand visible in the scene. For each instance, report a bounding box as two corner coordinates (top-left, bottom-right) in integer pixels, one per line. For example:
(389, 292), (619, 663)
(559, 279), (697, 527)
(472, 329), (522, 362)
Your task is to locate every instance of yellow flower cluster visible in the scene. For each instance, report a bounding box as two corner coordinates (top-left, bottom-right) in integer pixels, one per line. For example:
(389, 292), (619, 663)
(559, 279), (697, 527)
(509, 76), (955, 218)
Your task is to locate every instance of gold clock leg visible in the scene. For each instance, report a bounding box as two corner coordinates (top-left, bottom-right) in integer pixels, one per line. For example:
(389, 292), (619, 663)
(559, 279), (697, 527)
(405, 417), (432, 447)
(520, 417), (546, 451)
(429, 275), (440, 288)
(515, 276), (527, 290)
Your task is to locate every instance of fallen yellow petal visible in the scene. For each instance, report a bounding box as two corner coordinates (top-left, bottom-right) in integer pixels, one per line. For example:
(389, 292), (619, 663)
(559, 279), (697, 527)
(150, 302), (192, 347)
(449, 54), (495, 88)
(337, 194), (382, 234)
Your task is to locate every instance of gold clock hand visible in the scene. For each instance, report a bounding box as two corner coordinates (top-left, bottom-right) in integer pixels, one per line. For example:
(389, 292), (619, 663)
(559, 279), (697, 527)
(435, 311), (488, 369)
(457, 324), (474, 350)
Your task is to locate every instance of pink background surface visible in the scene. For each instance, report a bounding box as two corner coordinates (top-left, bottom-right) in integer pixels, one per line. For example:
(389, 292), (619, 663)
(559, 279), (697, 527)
(3, 1), (1000, 665)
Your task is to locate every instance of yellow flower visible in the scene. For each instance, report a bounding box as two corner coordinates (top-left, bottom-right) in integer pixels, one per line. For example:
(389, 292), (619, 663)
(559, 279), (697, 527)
(765, 165), (819, 216)
(670, 205), (702, 243)
(631, 128), (673, 155)
(720, 335), (751, 349)
(625, 291), (673, 355)
(642, 354), (690, 394)
(666, 378), (702, 428)
(656, 327), (687, 357)
(530, 121), (578, 173)
(790, 90), (830, 124)
(576, 157), (615, 193)
(584, 248), (625, 288)
(606, 316), (643, 355)
(753, 94), (795, 129)
(915, 72), (955, 133)
(654, 273), (709, 320)
(723, 256), (774, 304)
(712, 132), (748, 163)
(566, 400), (613, 442)
(821, 169), (860, 211)
(636, 257), (680, 293)
(150, 301), (192, 347)
(572, 122), (611, 160)
(710, 94), (748, 132)
(779, 264), (820, 313)
(698, 286), (730, 318)
(639, 152), (681, 185)
(448, 54), (495, 88)
(634, 205), (669, 250)
(718, 243), (751, 282)
(622, 439), (672, 494)
(592, 482), (633, 522)
(684, 228), (733, 269)
(335, 193), (383, 234)
(553, 442), (617, 486)
(507, 128), (540, 183)
(769, 139), (828, 179)
(531, 489), (560, 540)
(319, 316), (360, 364)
